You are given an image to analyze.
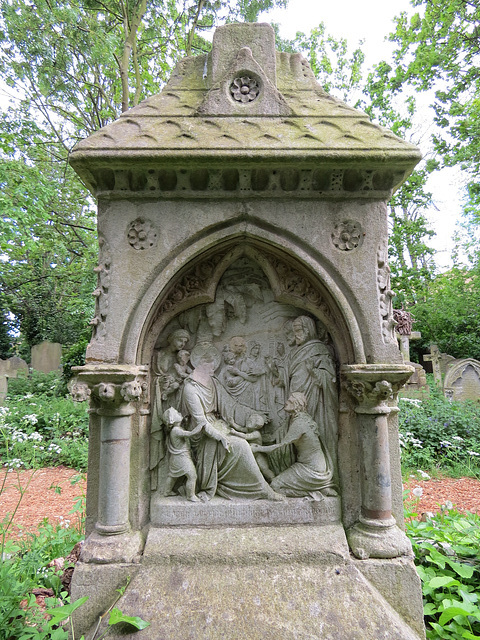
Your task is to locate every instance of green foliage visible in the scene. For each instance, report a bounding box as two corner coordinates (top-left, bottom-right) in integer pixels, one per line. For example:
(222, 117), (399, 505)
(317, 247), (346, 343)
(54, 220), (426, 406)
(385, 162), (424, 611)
(1, 373), (89, 471)
(0, 111), (97, 350)
(409, 265), (480, 361)
(276, 22), (365, 102)
(406, 506), (480, 639)
(398, 394), (480, 473)
(62, 338), (88, 384)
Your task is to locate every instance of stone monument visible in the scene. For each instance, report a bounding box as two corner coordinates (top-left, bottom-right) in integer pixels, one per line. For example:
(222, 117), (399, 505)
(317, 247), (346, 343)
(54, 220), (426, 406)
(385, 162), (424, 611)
(31, 341), (62, 374)
(69, 23), (424, 639)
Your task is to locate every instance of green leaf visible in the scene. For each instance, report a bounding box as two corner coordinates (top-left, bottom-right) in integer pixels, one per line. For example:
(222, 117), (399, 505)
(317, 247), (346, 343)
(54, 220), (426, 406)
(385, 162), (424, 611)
(108, 607), (150, 629)
(428, 576), (461, 589)
(439, 605), (479, 626)
(446, 559), (475, 579)
(46, 596), (89, 624)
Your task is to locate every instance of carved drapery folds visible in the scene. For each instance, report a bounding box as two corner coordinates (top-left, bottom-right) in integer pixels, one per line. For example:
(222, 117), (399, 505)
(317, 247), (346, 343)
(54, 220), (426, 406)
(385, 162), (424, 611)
(72, 365), (148, 537)
(342, 364), (414, 559)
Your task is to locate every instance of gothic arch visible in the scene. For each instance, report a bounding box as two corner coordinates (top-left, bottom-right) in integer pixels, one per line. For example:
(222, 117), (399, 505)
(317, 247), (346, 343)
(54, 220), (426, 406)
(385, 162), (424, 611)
(120, 222), (367, 366)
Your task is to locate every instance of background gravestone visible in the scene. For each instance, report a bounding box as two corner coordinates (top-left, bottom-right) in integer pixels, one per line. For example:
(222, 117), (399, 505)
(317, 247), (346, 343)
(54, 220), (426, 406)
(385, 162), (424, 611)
(444, 358), (480, 402)
(0, 356), (29, 404)
(31, 341), (62, 374)
(69, 23), (425, 639)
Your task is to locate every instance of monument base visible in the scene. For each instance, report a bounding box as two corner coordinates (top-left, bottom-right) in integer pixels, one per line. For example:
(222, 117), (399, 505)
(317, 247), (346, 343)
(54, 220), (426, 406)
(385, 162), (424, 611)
(71, 524), (425, 639)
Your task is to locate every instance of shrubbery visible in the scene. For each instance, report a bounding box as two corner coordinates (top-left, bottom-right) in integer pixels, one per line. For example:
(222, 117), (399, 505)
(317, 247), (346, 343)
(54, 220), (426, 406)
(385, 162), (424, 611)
(406, 503), (480, 639)
(398, 390), (480, 474)
(1, 372), (89, 472)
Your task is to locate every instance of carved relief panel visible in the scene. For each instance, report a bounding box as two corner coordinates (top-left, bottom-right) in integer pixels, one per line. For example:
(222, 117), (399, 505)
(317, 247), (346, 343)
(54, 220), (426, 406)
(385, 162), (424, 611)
(149, 256), (340, 515)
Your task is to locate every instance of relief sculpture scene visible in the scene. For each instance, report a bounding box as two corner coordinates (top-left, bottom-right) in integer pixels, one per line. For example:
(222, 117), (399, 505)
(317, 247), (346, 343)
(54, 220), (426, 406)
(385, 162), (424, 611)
(150, 257), (339, 507)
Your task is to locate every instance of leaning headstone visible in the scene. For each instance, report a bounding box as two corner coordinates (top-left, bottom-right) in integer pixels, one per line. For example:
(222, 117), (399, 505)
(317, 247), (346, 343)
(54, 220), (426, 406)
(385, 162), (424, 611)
(68, 23), (424, 639)
(31, 341), (62, 374)
(444, 358), (480, 402)
(6, 356), (29, 379)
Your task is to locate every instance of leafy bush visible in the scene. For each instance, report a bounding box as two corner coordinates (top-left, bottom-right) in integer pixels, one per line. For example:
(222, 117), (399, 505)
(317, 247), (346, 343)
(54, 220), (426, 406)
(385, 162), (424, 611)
(0, 388), (89, 472)
(406, 504), (480, 639)
(7, 371), (66, 399)
(398, 392), (480, 473)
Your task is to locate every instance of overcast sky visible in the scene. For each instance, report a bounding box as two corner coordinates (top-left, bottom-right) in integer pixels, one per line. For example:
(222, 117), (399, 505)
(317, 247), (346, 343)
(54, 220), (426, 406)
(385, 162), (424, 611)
(261, 0), (465, 270)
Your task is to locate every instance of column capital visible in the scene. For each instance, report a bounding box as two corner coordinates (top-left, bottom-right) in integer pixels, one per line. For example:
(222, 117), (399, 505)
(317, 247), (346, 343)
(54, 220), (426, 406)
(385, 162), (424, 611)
(71, 364), (149, 415)
(341, 364), (414, 414)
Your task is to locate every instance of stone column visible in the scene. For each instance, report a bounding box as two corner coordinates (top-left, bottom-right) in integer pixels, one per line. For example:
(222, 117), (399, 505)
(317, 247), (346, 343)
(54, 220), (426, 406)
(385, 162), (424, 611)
(71, 364), (148, 563)
(342, 364), (414, 559)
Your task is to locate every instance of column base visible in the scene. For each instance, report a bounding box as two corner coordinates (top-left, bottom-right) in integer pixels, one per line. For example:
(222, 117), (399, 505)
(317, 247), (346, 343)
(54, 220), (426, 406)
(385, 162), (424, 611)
(95, 521), (130, 535)
(80, 530), (145, 564)
(347, 516), (412, 559)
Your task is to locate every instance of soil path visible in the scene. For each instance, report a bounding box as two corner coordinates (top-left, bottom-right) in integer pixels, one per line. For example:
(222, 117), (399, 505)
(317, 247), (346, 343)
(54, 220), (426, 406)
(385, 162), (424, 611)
(1, 468), (479, 538)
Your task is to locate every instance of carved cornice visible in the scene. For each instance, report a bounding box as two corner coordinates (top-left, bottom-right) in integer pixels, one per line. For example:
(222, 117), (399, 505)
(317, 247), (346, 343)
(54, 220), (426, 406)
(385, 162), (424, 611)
(71, 364), (149, 415)
(342, 364), (414, 414)
(86, 165), (405, 200)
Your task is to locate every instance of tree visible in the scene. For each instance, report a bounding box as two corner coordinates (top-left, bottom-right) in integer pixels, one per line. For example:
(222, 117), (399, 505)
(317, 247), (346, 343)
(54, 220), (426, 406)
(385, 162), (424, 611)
(0, 0), (290, 350)
(0, 110), (97, 351)
(276, 22), (365, 102)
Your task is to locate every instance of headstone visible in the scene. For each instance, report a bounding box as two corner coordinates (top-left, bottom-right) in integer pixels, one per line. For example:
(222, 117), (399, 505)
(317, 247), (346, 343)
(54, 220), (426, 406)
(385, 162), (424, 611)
(31, 341), (62, 374)
(0, 374), (8, 405)
(444, 358), (480, 402)
(423, 344), (443, 386)
(68, 23), (424, 640)
(0, 356), (29, 379)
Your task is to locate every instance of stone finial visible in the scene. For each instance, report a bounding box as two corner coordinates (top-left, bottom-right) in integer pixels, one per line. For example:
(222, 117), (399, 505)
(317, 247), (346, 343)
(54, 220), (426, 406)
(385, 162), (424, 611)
(198, 24), (291, 117)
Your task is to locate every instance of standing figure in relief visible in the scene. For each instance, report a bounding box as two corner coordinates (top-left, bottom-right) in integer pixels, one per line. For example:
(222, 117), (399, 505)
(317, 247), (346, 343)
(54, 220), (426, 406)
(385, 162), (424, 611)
(181, 344), (284, 502)
(162, 407), (202, 502)
(287, 316), (338, 461)
(251, 393), (336, 499)
(248, 341), (268, 412)
(150, 329), (190, 490)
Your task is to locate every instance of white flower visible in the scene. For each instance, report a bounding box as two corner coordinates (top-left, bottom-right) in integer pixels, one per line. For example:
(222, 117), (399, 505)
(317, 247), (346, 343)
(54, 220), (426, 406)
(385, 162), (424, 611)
(468, 451), (480, 457)
(28, 432), (43, 442)
(452, 436), (464, 442)
(23, 414), (38, 425)
(400, 398), (422, 406)
(417, 470), (431, 480)
(412, 487), (423, 498)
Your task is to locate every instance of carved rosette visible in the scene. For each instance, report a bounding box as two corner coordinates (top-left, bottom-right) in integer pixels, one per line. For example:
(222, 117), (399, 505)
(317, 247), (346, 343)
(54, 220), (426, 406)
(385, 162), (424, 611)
(90, 235), (111, 343)
(331, 220), (364, 251)
(230, 76), (260, 103)
(127, 217), (158, 250)
(377, 239), (397, 344)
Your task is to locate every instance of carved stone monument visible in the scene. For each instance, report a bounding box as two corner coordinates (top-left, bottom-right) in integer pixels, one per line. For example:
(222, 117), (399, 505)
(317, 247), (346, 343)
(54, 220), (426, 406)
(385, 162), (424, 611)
(69, 23), (424, 639)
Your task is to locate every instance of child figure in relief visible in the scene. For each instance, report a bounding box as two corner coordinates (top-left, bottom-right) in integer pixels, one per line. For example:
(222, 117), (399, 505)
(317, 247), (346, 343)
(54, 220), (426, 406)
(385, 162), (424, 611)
(163, 407), (202, 502)
(173, 349), (192, 381)
(230, 413), (275, 482)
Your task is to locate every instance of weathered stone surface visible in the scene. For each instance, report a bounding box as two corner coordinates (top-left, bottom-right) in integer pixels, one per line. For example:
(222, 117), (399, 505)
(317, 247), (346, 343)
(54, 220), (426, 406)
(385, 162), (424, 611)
(444, 358), (480, 401)
(0, 374), (7, 405)
(0, 356), (29, 379)
(73, 526), (423, 640)
(68, 20), (425, 640)
(31, 341), (62, 374)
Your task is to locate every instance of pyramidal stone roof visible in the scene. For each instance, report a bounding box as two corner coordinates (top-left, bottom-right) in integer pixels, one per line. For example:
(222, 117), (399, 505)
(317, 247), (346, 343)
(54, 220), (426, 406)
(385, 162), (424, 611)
(70, 23), (421, 199)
